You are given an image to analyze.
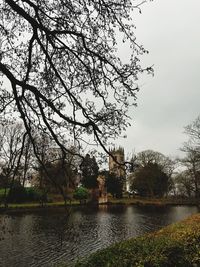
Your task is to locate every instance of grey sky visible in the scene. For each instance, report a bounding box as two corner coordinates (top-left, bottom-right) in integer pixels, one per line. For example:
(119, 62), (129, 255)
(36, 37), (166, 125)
(116, 0), (200, 158)
(1, 1), (199, 160)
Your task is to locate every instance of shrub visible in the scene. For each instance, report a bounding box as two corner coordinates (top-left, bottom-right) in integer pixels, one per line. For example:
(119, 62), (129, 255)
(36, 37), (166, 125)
(7, 183), (47, 203)
(7, 182), (28, 203)
(73, 186), (89, 204)
(26, 187), (42, 201)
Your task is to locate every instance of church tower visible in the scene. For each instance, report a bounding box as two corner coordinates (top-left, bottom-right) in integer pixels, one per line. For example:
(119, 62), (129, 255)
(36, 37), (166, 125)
(109, 147), (125, 178)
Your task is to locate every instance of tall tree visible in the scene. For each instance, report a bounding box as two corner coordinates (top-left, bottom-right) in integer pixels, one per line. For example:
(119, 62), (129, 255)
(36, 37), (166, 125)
(104, 171), (124, 198)
(33, 133), (80, 205)
(173, 171), (195, 198)
(181, 116), (200, 198)
(179, 148), (200, 198)
(132, 162), (169, 197)
(80, 154), (99, 189)
(0, 0), (152, 159)
(136, 150), (176, 179)
(184, 115), (200, 148)
(0, 121), (26, 206)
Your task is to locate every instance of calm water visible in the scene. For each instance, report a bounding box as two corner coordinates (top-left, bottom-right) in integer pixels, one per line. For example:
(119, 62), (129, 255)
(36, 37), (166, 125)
(0, 205), (199, 267)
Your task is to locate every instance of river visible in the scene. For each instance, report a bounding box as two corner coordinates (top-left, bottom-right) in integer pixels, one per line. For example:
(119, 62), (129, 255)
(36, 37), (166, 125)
(0, 205), (199, 267)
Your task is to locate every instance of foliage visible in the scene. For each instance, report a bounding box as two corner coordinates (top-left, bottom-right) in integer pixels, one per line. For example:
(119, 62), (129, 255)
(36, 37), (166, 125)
(0, 188), (8, 196)
(0, 188), (9, 204)
(74, 213), (200, 267)
(81, 175), (98, 189)
(38, 160), (72, 190)
(133, 150), (176, 197)
(7, 182), (42, 203)
(105, 172), (124, 198)
(0, 0), (152, 157)
(80, 154), (99, 189)
(31, 134), (81, 205)
(7, 181), (27, 203)
(34, 144), (80, 204)
(136, 150), (176, 178)
(132, 163), (169, 197)
(0, 173), (8, 188)
(25, 187), (45, 202)
(73, 187), (89, 202)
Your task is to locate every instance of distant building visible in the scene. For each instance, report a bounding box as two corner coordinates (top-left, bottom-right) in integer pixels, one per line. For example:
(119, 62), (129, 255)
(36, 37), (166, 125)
(109, 147), (125, 178)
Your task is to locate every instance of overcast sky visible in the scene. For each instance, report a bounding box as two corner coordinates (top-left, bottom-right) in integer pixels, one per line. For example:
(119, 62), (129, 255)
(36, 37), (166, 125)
(2, 1), (199, 160)
(115, 0), (200, 159)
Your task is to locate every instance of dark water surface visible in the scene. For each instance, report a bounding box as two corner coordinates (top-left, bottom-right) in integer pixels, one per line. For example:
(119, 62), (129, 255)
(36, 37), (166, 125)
(0, 205), (199, 267)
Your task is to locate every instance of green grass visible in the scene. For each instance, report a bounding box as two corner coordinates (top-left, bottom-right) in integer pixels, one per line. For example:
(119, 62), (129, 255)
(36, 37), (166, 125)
(0, 188), (80, 209)
(72, 213), (200, 267)
(0, 200), (80, 210)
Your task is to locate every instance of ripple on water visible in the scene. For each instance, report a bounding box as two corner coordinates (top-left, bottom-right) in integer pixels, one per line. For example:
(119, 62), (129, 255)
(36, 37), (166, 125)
(0, 205), (199, 267)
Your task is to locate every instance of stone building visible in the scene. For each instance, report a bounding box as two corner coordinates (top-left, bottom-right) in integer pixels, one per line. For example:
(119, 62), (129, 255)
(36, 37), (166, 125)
(97, 174), (108, 203)
(109, 147), (125, 178)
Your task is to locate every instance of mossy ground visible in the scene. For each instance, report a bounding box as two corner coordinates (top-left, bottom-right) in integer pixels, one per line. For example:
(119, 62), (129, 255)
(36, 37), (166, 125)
(73, 213), (200, 267)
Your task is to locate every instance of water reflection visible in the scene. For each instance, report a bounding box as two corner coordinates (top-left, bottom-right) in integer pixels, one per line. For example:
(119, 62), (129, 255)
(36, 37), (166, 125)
(0, 205), (199, 267)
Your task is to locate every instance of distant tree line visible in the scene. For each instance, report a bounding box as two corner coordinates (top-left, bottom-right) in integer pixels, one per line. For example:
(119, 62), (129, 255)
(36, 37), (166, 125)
(0, 115), (200, 207)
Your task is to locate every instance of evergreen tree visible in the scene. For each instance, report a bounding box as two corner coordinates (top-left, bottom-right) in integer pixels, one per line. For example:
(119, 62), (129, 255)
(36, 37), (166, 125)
(80, 154), (99, 189)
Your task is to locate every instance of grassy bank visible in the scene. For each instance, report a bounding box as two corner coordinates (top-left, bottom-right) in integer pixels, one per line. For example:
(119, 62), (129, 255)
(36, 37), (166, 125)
(0, 196), (199, 213)
(108, 197), (200, 206)
(0, 200), (81, 214)
(73, 213), (200, 267)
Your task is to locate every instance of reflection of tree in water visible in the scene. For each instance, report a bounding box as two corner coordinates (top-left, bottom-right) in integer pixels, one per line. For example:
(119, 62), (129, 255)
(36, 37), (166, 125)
(0, 215), (14, 241)
(49, 215), (68, 249)
(32, 209), (83, 252)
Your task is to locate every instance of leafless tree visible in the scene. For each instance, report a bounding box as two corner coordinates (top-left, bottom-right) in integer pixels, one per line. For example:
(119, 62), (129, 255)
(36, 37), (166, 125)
(184, 115), (200, 148)
(180, 146), (200, 198)
(32, 132), (81, 206)
(173, 171), (195, 198)
(180, 115), (200, 198)
(0, 121), (26, 206)
(136, 150), (176, 178)
(0, 0), (152, 162)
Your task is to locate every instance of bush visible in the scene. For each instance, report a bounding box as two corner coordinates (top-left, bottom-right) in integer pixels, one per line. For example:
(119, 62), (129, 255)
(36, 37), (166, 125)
(73, 186), (89, 204)
(7, 182), (46, 203)
(26, 187), (43, 201)
(7, 182), (28, 203)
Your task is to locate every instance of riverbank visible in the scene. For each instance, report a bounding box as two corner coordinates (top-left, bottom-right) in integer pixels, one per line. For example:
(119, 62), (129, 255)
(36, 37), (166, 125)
(108, 197), (200, 207)
(0, 201), (77, 214)
(72, 213), (200, 267)
(0, 197), (199, 214)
